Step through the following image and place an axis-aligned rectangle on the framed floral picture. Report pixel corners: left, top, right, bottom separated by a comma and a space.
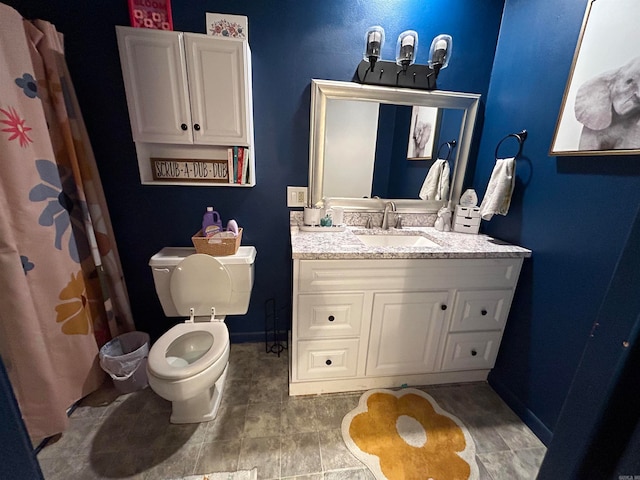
206, 13, 248, 40
128, 0, 173, 31
550, 0, 640, 156
407, 106, 439, 160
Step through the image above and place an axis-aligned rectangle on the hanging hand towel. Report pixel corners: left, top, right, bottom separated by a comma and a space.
479, 157, 516, 220
419, 159, 450, 201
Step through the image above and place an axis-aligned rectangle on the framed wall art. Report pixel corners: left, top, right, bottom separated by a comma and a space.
206, 12, 248, 40
128, 0, 173, 31
550, 0, 640, 156
407, 106, 439, 160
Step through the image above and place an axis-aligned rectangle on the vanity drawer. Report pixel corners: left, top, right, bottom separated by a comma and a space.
297, 258, 523, 292
296, 339, 359, 380
441, 331, 501, 371
449, 289, 514, 332
297, 293, 364, 338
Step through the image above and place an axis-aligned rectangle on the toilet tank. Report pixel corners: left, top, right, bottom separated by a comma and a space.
149, 246, 256, 317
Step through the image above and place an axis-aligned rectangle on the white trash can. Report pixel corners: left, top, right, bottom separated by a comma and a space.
99, 331, 150, 394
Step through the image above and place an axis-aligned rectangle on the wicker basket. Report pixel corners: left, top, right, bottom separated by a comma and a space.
191, 228, 242, 256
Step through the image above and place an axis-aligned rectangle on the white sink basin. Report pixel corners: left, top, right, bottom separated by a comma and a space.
356, 234, 440, 248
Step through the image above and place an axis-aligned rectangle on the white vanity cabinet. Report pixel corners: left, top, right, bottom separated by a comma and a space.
116, 26, 255, 186
289, 257, 524, 395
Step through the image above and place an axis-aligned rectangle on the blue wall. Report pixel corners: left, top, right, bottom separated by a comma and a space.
478, 0, 640, 442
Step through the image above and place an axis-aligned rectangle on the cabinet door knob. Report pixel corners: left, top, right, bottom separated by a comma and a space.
325, 359, 332, 366
194, 123, 201, 131
471, 349, 478, 356
441, 304, 447, 311
481, 309, 488, 316
180, 123, 188, 131
328, 315, 335, 322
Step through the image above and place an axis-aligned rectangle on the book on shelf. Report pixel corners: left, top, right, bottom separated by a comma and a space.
227, 148, 234, 183
241, 148, 249, 184
237, 146, 244, 183
226, 146, 250, 184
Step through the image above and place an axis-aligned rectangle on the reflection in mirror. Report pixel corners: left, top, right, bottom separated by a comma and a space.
309, 79, 481, 213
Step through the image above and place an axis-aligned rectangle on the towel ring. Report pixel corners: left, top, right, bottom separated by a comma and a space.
437, 140, 457, 161
495, 130, 527, 160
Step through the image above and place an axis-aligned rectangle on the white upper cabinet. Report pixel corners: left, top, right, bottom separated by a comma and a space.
116, 26, 256, 186
117, 28, 191, 143
184, 34, 249, 145
116, 26, 251, 146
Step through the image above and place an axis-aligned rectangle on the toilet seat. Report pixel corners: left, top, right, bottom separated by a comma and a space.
147, 321, 229, 380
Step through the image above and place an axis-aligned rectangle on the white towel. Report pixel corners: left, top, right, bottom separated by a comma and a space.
479, 157, 516, 220
419, 159, 450, 201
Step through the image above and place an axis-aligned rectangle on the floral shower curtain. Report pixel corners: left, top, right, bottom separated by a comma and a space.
0, 4, 135, 442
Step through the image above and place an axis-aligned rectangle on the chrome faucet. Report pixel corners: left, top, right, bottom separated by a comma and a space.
365, 215, 373, 229
381, 201, 396, 230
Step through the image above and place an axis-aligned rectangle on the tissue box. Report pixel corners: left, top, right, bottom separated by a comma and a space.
453, 206, 480, 234
191, 228, 242, 256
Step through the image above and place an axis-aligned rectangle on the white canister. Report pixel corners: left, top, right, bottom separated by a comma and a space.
331, 207, 344, 226
303, 207, 322, 226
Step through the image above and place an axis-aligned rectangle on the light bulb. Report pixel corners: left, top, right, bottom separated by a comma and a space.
363, 26, 385, 70
428, 34, 453, 76
395, 30, 418, 71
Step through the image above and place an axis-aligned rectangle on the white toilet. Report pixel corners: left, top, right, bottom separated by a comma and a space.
147, 246, 256, 423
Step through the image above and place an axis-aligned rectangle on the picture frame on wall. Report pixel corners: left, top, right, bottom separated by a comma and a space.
206, 12, 248, 40
550, 0, 640, 156
128, 0, 173, 30
407, 106, 439, 160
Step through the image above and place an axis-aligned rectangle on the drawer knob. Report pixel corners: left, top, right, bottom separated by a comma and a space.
328, 315, 335, 322
481, 309, 488, 316
180, 123, 188, 131
325, 359, 332, 366
471, 349, 478, 356
441, 304, 447, 311
194, 123, 201, 131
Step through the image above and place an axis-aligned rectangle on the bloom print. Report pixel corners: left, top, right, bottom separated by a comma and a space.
55, 271, 98, 335
0, 106, 33, 147
20, 255, 35, 275
29, 159, 90, 263
15, 73, 39, 98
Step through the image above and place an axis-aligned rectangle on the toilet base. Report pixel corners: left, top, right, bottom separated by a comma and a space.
169, 362, 229, 424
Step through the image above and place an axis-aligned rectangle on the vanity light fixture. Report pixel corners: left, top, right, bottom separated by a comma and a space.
363, 26, 385, 72
355, 29, 453, 91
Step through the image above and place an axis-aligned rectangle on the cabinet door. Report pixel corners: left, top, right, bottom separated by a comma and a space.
366, 292, 448, 376
116, 27, 192, 144
184, 34, 249, 146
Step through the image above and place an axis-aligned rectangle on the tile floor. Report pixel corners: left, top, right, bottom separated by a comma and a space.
37, 342, 546, 479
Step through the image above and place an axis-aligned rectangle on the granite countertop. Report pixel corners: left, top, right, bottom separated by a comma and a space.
290, 225, 532, 260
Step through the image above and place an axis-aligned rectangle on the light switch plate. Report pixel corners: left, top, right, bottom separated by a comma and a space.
287, 186, 308, 207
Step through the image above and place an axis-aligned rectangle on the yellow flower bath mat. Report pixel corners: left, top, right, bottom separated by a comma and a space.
341, 388, 479, 480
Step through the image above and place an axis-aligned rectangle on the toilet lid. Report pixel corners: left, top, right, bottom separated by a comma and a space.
147, 322, 229, 380
170, 253, 232, 316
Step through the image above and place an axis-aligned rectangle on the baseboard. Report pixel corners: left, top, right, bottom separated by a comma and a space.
230, 330, 288, 345
488, 374, 553, 446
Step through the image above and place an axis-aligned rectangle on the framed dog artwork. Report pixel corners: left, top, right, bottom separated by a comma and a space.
550, 0, 640, 156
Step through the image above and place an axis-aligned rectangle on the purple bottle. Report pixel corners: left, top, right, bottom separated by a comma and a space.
202, 206, 223, 237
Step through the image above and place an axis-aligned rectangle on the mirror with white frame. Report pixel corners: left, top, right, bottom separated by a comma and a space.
308, 79, 481, 212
